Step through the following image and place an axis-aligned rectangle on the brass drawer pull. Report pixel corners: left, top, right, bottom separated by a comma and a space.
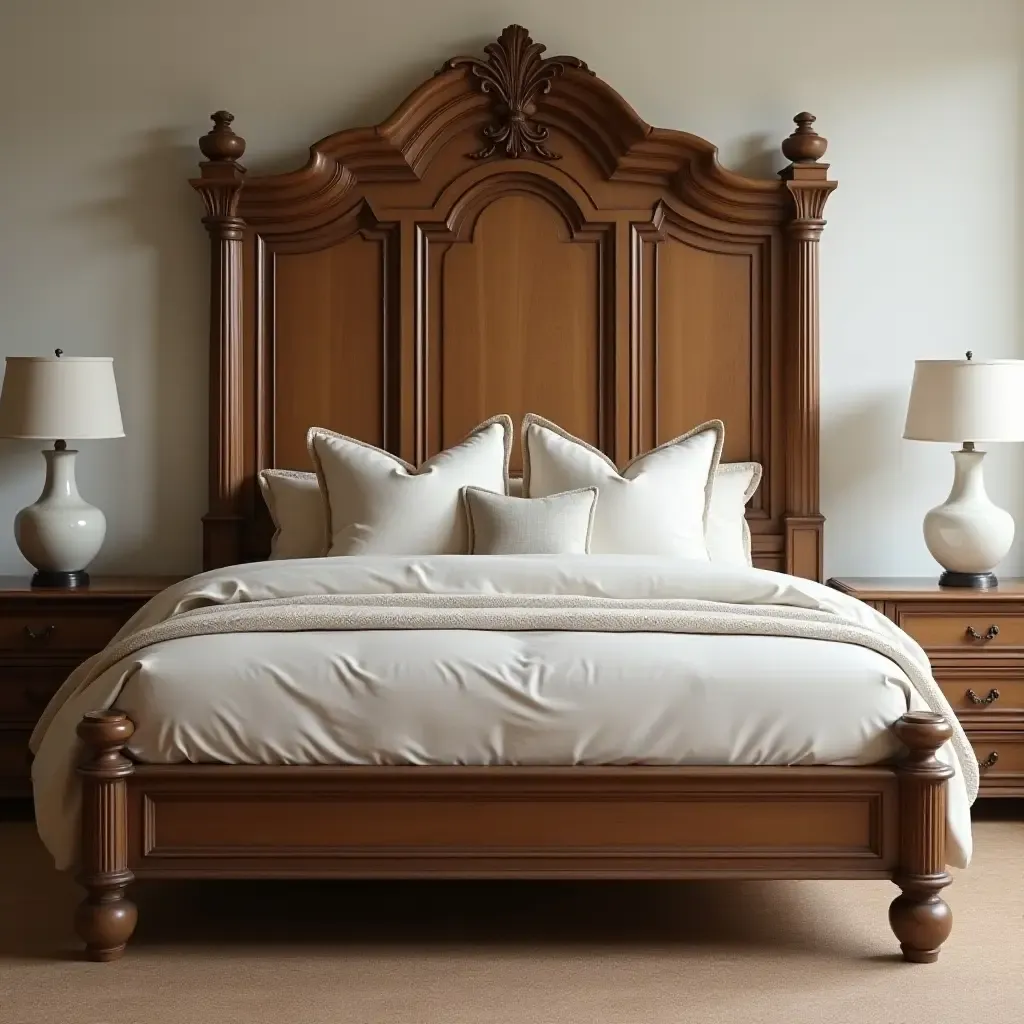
966, 688, 1001, 705
978, 751, 1000, 771
23, 624, 56, 642
965, 624, 999, 642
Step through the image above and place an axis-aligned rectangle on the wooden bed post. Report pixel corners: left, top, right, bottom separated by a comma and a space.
191, 112, 247, 571
75, 711, 137, 961
890, 711, 954, 963
780, 114, 837, 582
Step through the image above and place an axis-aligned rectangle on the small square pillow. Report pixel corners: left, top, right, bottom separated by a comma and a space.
308, 415, 512, 556
707, 462, 762, 566
522, 414, 723, 557
257, 469, 326, 560
463, 486, 599, 555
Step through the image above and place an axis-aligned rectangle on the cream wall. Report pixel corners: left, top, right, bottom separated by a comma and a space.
0, 0, 1020, 577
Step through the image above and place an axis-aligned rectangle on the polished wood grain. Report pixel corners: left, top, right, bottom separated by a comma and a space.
653, 238, 754, 460
967, 733, 1024, 795
128, 763, 895, 878
432, 193, 605, 472
889, 713, 953, 963
897, 608, 1024, 653
0, 612, 127, 654
937, 674, 1024, 716
829, 577, 1024, 600
75, 711, 137, 961
0, 576, 181, 598
73, 709, 947, 961
193, 24, 836, 581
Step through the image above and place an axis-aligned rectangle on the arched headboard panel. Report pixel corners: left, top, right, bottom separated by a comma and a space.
192, 24, 836, 578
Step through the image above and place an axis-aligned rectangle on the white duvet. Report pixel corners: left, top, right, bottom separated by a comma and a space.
30, 556, 974, 870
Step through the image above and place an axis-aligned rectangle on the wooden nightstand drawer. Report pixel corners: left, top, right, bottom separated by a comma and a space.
828, 579, 1024, 797
895, 608, 1024, 654
0, 611, 125, 655
969, 733, 1024, 794
937, 677, 1024, 714
0, 663, 71, 725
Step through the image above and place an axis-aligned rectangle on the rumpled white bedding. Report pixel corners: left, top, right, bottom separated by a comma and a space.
30, 556, 974, 870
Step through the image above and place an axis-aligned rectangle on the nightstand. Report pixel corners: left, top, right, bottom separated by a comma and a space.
0, 576, 182, 799
828, 577, 1024, 796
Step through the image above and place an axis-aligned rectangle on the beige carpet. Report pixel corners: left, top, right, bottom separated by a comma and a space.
1, 814, 1021, 1024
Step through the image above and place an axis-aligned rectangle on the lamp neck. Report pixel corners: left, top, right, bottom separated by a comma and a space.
946, 447, 988, 504
39, 447, 81, 503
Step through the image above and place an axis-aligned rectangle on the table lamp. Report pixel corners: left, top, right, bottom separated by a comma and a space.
0, 350, 124, 587
903, 352, 1024, 589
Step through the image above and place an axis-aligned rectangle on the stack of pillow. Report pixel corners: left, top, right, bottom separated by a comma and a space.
258, 415, 761, 564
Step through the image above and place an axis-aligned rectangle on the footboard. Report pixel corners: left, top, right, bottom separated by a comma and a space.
125, 763, 900, 880
74, 710, 953, 962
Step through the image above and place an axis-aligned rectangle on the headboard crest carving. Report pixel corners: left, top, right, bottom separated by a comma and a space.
441, 24, 592, 160
192, 26, 837, 581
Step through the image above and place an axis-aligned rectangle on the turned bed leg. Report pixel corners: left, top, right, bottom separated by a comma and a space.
75, 710, 137, 961
890, 711, 954, 963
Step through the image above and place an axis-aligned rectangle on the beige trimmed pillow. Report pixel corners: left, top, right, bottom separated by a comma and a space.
522, 415, 724, 558
707, 462, 763, 566
308, 416, 513, 555
257, 469, 326, 560
463, 486, 598, 555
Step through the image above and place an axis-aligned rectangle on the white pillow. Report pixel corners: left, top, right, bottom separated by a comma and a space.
256, 469, 326, 560
308, 416, 512, 555
522, 415, 723, 557
463, 486, 598, 555
707, 462, 762, 566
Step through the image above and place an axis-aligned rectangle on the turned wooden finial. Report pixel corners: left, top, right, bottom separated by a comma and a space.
892, 711, 953, 766
77, 710, 135, 765
782, 112, 828, 164
199, 110, 246, 163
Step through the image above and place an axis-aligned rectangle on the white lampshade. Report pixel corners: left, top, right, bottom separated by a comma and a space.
903, 357, 1024, 443
0, 355, 124, 440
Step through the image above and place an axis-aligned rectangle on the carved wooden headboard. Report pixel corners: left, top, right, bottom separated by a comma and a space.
192, 24, 836, 578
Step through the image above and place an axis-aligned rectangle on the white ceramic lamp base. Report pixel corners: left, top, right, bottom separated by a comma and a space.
14, 445, 106, 588
923, 446, 1013, 590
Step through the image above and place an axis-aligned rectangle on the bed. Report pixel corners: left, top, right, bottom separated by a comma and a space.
31, 24, 969, 963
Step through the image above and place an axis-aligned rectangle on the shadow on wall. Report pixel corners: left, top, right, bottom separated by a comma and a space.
0, 442, 40, 574
63, 130, 209, 574
730, 133, 785, 180
820, 393, 903, 572
243, 47, 478, 176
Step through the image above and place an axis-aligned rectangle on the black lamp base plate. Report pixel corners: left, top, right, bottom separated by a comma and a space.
938, 570, 998, 590
31, 570, 90, 589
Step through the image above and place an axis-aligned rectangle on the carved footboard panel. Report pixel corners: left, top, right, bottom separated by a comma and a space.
74, 710, 953, 964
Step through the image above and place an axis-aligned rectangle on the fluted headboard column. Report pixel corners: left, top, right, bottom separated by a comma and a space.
191, 112, 247, 570
779, 113, 838, 581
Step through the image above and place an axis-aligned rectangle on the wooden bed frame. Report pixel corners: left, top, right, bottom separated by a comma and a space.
74, 25, 955, 963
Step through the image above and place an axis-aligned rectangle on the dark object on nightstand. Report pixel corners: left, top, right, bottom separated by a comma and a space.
828, 577, 1024, 796
32, 569, 91, 589
0, 575, 181, 804
938, 569, 998, 590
